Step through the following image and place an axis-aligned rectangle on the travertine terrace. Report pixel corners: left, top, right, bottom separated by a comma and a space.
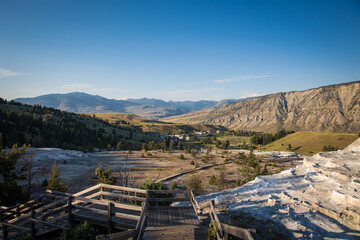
196, 138, 360, 239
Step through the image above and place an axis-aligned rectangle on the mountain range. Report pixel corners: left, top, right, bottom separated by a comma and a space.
162, 81, 360, 133
13, 81, 360, 133
14, 93, 243, 120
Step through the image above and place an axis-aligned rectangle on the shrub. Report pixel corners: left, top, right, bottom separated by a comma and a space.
186, 175, 203, 195
190, 160, 195, 165
170, 182, 178, 189
139, 178, 171, 206
208, 175, 217, 186
178, 154, 184, 160
60, 221, 97, 240
146, 152, 152, 156
322, 145, 338, 152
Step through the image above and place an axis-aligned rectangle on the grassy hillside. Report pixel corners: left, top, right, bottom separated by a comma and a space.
92, 112, 227, 134
0, 100, 156, 150
259, 131, 359, 155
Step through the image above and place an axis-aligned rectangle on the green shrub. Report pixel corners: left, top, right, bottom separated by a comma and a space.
186, 175, 203, 195
190, 160, 195, 165
60, 221, 97, 240
170, 182, 178, 189
139, 178, 171, 206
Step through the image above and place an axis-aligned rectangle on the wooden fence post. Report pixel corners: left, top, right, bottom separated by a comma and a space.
1, 212, 8, 240
30, 204, 35, 238
68, 195, 73, 227
107, 202, 113, 234
100, 185, 103, 200
2, 223, 8, 240
16, 204, 20, 217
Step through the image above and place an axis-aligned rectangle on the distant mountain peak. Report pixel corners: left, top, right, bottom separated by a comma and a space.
14, 92, 241, 120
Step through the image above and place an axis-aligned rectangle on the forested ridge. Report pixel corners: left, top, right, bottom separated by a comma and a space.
0, 98, 155, 151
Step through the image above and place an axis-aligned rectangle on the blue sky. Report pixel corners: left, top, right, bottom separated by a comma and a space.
1, 0, 360, 101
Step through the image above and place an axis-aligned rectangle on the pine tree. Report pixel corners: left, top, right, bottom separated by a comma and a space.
262, 163, 269, 175
162, 139, 167, 152
0, 144, 27, 205
178, 140, 182, 150
142, 143, 147, 152
96, 161, 116, 185
47, 160, 68, 192
116, 141, 122, 151
169, 140, 174, 153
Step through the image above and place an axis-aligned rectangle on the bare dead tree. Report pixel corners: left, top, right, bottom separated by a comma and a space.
118, 154, 134, 187
21, 149, 37, 198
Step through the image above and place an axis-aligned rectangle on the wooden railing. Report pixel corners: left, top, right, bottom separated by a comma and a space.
0, 197, 44, 221
96, 189, 194, 240
147, 189, 190, 204
1, 185, 255, 240
0, 196, 50, 239
96, 198, 149, 240
197, 199, 254, 240
1, 184, 147, 240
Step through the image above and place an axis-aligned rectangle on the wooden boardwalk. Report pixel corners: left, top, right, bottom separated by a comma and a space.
2, 185, 254, 240
0, 184, 146, 240
146, 206, 198, 226
143, 206, 208, 240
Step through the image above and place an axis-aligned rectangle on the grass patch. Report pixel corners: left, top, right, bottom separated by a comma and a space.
259, 131, 358, 156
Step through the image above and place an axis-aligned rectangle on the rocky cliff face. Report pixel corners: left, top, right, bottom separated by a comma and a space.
163, 81, 360, 133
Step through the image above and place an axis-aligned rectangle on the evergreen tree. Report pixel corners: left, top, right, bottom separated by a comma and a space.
47, 160, 68, 192
162, 139, 167, 152
178, 140, 182, 150
141, 143, 147, 152
169, 140, 174, 153
116, 141, 122, 151
96, 161, 116, 185
224, 139, 230, 149
262, 163, 269, 175
107, 144, 112, 151
186, 175, 203, 195
0, 144, 27, 205
248, 148, 257, 168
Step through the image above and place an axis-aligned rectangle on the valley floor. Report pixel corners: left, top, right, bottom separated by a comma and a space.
22, 147, 301, 195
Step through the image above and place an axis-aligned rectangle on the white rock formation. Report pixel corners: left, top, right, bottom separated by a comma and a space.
197, 138, 360, 239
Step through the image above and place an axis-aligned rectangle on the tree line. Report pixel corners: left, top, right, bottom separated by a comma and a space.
0, 98, 154, 151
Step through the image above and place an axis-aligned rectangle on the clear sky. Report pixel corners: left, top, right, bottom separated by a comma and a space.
1, 0, 360, 101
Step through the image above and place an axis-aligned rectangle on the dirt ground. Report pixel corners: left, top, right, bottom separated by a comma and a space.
78, 149, 302, 194
25, 148, 302, 195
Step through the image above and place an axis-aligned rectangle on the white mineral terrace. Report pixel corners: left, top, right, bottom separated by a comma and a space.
197, 138, 360, 239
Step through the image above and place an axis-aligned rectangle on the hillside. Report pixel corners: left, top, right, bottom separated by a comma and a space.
0, 99, 155, 150
259, 131, 359, 155
15, 93, 222, 120
162, 81, 360, 133
92, 112, 227, 134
